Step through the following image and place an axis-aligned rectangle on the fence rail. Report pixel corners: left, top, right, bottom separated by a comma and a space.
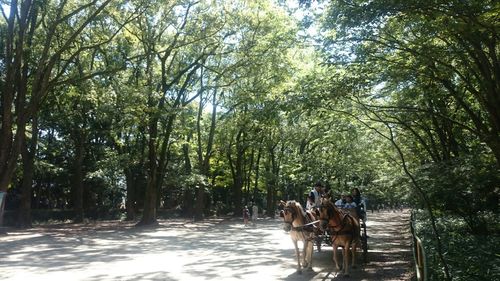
0, 191, 6, 227
410, 212, 428, 281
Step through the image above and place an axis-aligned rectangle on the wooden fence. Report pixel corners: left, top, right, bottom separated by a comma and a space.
0, 191, 6, 227
410, 212, 428, 281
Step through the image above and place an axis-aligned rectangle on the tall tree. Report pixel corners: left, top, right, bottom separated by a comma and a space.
124, 0, 226, 225
0, 0, 115, 193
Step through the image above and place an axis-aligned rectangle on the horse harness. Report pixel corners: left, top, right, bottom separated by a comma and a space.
321, 204, 358, 244
283, 206, 319, 233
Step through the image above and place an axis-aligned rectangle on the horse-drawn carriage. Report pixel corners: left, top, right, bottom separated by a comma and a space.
280, 198, 368, 276
318, 200, 368, 261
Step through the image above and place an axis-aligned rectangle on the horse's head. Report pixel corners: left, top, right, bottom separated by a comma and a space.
280, 201, 303, 231
281, 201, 298, 222
318, 198, 336, 231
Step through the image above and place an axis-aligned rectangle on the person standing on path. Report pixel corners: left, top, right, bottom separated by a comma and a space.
251, 203, 258, 223
243, 206, 250, 226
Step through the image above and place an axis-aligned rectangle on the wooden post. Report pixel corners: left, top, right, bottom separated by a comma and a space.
0, 191, 6, 227
410, 212, 428, 281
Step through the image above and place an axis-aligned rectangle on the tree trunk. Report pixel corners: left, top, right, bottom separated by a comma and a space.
72, 129, 85, 223
140, 177, 158, 226
227, 129, 245, 216
265, 160, 275, 218
233, 166, 244, 217
244, 149, 254, 206
194, 186, 206, 221
228, 149, 245, 216
17, 114, 39, 228
138, 115, 159, 226
138, 49, 159, 226
183, 133, 192, 174
124, 168, 136, 221
485, 138, 500, 169
265, 141, 281, 218
253, 147, 262, 202
194, 89, 218, 221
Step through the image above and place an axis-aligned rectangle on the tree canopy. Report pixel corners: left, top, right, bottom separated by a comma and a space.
1, 1, 499, 278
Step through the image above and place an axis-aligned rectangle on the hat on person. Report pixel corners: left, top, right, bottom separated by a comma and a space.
314, 181, 323, 187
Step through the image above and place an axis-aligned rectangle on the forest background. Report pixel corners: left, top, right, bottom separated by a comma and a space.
1, 1, 498, 280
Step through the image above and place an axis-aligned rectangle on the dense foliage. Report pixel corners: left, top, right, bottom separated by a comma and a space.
413, 210, 500, 281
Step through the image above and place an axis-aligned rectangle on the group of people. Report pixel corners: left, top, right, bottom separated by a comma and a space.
243, 203, 258, 226
243, 182, 366, 225
306, 182, 365, 220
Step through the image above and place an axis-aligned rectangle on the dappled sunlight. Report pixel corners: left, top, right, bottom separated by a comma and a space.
0, 218, 299, 280
0, 233, 43, 243
0, 212, 413, 280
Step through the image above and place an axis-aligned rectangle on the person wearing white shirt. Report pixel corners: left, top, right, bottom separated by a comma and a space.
251, 204, 258, 222
308, 182, 324, 210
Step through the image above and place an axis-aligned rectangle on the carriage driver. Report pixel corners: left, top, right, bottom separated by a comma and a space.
307, 181, 324, 210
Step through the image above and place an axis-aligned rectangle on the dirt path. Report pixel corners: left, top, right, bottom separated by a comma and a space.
0, 210, 413, 281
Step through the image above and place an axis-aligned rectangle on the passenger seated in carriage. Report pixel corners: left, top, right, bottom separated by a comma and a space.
307, 181, 324, 210
334, 194, 361, 221
351, 188, 367, 222
335, 194, 357, 208
334, 194, 344, 207
343, 195, 357, 209
306, 194, 315, 210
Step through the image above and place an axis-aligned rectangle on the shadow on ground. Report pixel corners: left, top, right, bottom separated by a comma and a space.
0, 212, 414, 281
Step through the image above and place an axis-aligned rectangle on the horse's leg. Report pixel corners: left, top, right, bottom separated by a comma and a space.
293, 239, 302, 273
351, 238, 357, 269
332, 243, 341, 271
305, 238, 313, 270
352, 218, 360, 269
315, 230, 322, 252
343, 241, 351, 276
302, 239, 308, 268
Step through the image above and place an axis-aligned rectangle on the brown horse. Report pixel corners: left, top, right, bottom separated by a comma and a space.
279, 200, 317, 273
318, 198, 360, 276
